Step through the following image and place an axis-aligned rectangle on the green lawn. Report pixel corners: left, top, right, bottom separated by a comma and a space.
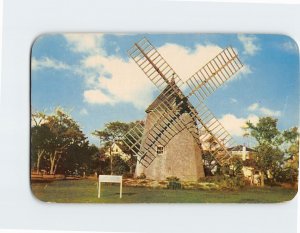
31, 179, 297, 203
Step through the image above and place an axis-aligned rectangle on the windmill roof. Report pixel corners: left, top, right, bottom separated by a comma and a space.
146, 82, 184, 113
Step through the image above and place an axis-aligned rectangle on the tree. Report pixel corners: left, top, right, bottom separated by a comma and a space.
246, 117, 281, 146
31, 124, 52, 174
230, 155, 244, 177
31, 108, 87, 175
202, 151, 218, 176
92, 121, 132, 175
31, 111, 48, 174
245, 117, 298, 185
59, 142, 99, 176
281, 127, 299, 184
45, 108, 86, 174
90, 147, 109, 175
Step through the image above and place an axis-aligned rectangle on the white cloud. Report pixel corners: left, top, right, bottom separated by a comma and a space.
82, 55, 155, 109
79, 108, 88, 116
228, 64, 252, 82
247, 102, 281, 117
158, 43, 224, 81
84, 89, 117, 105
240, 64, 252, 75
52, 40, 249, 110
280, 40, 299, 54
80, 43, 245, 109
230, 98, 238, 104
259, 107, 281, 117
219, 114, 259, 137
158, 43, 250, 83
238, 34, 260, 55
32, 57, 70, 71
248, 103, 259, 111
63, 33, 104, 54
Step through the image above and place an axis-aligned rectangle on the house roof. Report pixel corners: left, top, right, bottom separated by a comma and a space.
228, 145, 256, 152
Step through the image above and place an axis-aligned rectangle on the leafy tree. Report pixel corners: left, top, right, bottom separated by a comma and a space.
245, 117, 298, 185
31, 111, 46, 126
31, 108, 87, 175
92, 121, 143, 176
282, 127, 298, 144
230, 155, 244, 177
246, 117, 281, 146
90, 147, 110, 175
112, 156, 130, 175
31, 124, 52, 174
92, 121, 132, 175
45, 109, 86, 174
59, 143, 99, 176
31, 111, 49, 174
281, 127, 299, 184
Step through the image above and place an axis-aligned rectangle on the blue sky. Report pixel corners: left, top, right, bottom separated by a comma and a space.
31, 33, 299, 146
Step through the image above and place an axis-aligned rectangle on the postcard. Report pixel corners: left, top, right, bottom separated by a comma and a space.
30, 33, 299, 203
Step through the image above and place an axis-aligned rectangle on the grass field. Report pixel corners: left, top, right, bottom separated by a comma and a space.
31, 179, 297, 203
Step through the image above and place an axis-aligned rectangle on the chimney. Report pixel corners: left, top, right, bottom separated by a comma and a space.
242, 145, 246, 161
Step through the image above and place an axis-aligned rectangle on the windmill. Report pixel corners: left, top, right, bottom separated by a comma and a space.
122, 37, 243, 180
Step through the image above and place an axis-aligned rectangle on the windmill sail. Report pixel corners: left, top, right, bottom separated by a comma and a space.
123, 85, 197, 167
186, 47, 243, 101
124, 37, 243, 167
128, 37, 185, 90
122, 121, 144, 157
187, 101, 235, 165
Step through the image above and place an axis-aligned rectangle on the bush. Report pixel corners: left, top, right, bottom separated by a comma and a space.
218, 176, 246, 190
274, 167, 298, 184
166, 176, 181, 190
112, 156, 130, 175
199, 175, 246, 190
137, 173, 146, 179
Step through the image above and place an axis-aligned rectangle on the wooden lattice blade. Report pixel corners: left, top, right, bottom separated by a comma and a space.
127, 38, 243, 167
122, 86, 200, 167
121, 124, 156, 168
121, 121, 144, 156
189, 100, 236, 166
128, 37, 185, 91
186, 47, 243, 101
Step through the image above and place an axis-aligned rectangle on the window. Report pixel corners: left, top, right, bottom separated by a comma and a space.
156, 145, 164, 156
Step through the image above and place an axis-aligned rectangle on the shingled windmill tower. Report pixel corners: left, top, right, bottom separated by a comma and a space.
136, 82, 205, 181
123, 38, 243, 181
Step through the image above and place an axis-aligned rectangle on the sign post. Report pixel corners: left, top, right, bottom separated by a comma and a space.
98, 175, 123, 198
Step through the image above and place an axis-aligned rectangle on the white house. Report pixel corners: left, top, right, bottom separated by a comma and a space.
228, 145, 263, 185
104, 142, 131, 161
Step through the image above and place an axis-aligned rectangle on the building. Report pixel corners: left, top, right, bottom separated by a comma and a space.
104, 141, 131, 161
228, 145, 263, 185
228, 145, 256, 161
135, 83, 205, 181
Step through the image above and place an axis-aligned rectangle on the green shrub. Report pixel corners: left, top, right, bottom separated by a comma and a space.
166, 176, 181, 190
199, 175, 246, 190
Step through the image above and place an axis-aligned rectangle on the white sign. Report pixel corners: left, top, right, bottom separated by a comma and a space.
98, 175, 123, 198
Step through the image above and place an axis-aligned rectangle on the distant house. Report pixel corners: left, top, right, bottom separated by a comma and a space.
104, 141, 131, 161
228, 145, 263, 186
228, 145, 256, 161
